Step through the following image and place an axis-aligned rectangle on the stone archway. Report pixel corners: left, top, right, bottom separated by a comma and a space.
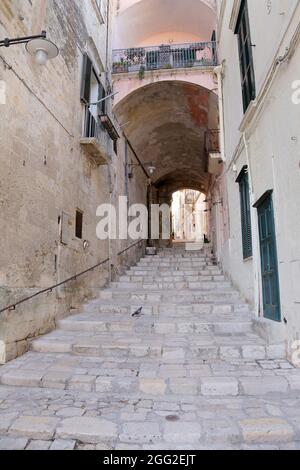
114, 80, 219, 245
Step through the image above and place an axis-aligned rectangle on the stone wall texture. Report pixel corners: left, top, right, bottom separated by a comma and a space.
0, 0, 147, 363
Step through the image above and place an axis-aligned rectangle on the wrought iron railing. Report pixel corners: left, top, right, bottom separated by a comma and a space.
205, 129, 221, 153
112, 41, 218, 74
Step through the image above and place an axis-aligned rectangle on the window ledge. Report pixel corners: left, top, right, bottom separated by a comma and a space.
243, 256, 253, 262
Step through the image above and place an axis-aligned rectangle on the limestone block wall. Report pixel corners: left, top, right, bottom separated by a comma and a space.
0, 0, 148, 363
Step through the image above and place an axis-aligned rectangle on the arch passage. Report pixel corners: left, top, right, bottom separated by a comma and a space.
114, 81, 219, 194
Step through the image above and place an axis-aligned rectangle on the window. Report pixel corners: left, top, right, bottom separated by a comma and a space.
235, 0, 256, 112
236, 166, 252, 259
80, 53, 106, 138
75, 210, 83, 239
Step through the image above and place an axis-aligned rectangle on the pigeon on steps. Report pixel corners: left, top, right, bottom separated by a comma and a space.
132, 307, 143, 317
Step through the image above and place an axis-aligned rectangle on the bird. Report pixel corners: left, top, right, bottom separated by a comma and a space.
132, 307, 143, 317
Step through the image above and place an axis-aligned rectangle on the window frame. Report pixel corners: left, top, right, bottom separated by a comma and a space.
235, 0, 256, 113
80, 53, 106, 138
75, 209, 83, 240
236, 166, 253, 260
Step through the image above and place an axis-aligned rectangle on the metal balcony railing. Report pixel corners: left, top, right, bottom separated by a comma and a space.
112, 41, 218, 74
205, 129, 221, 153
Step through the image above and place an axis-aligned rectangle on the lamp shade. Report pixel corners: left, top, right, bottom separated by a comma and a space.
146, 162, 156, 175
26, 38, 59, 65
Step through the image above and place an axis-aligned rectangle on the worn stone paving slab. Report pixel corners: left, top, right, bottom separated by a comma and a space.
0, 385, 300, 449
0, 248, 299, 449
1, 352, 299, 398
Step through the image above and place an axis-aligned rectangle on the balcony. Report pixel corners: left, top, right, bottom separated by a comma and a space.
80, 109, 112, 166
205, 129, 222, 175
205, 129, 221, 154
112, 41, 218, 74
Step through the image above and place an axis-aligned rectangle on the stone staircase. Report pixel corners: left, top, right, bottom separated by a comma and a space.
0, 247, 300, 450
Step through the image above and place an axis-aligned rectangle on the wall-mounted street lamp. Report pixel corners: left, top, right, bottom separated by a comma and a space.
128, 161, 156, 178
0, 31, 59, 65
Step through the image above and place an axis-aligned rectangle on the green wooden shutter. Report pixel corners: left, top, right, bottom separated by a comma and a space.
237, 166, 253, 259
80, 53, 92, 104
235, 0, 256, 112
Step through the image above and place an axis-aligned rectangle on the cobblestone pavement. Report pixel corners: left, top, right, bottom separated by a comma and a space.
0, 248, 300, 450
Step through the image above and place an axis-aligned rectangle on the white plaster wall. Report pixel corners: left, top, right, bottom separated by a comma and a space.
249, 43, 300, 346
221, 151, 255, 305
218, 0, 300, 351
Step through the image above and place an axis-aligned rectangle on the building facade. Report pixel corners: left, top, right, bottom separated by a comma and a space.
216, 0, 300, 360
0, 0, 300, 365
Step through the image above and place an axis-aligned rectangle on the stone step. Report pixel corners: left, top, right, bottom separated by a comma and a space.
128, 272, 223, 278
129, 267, 222, 274
137, 261, 215, 267
141, 257, 212, 261
29, 329, 286, 362
124, 270, 224, 277
112, 281, 233, 290
0, 247, 293, 450
119, 275, 225, 282
0, 352, 295, 398
98, 289, 241, 302
138, 258, 214, 262
79, 300, 250, 315
142, 253, 212, 258
138, 253, 214, 258
57, 312, 254, 335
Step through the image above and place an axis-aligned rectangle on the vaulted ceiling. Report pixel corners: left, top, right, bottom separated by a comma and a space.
114, 81, 219, 194
113, 0, 217, 49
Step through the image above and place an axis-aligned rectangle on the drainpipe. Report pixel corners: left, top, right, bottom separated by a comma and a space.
211, 62, 225, 262
214, 61, 225, 162
105, 0, 114, 282
105, 0, 111, 84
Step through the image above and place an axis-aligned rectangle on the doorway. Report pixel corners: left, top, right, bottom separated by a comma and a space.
256, 191, 281, 322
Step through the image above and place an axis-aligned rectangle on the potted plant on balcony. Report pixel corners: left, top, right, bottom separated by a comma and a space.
138, 65, 146, 80
113, 61, 126, 73
126, 48, 145, 72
